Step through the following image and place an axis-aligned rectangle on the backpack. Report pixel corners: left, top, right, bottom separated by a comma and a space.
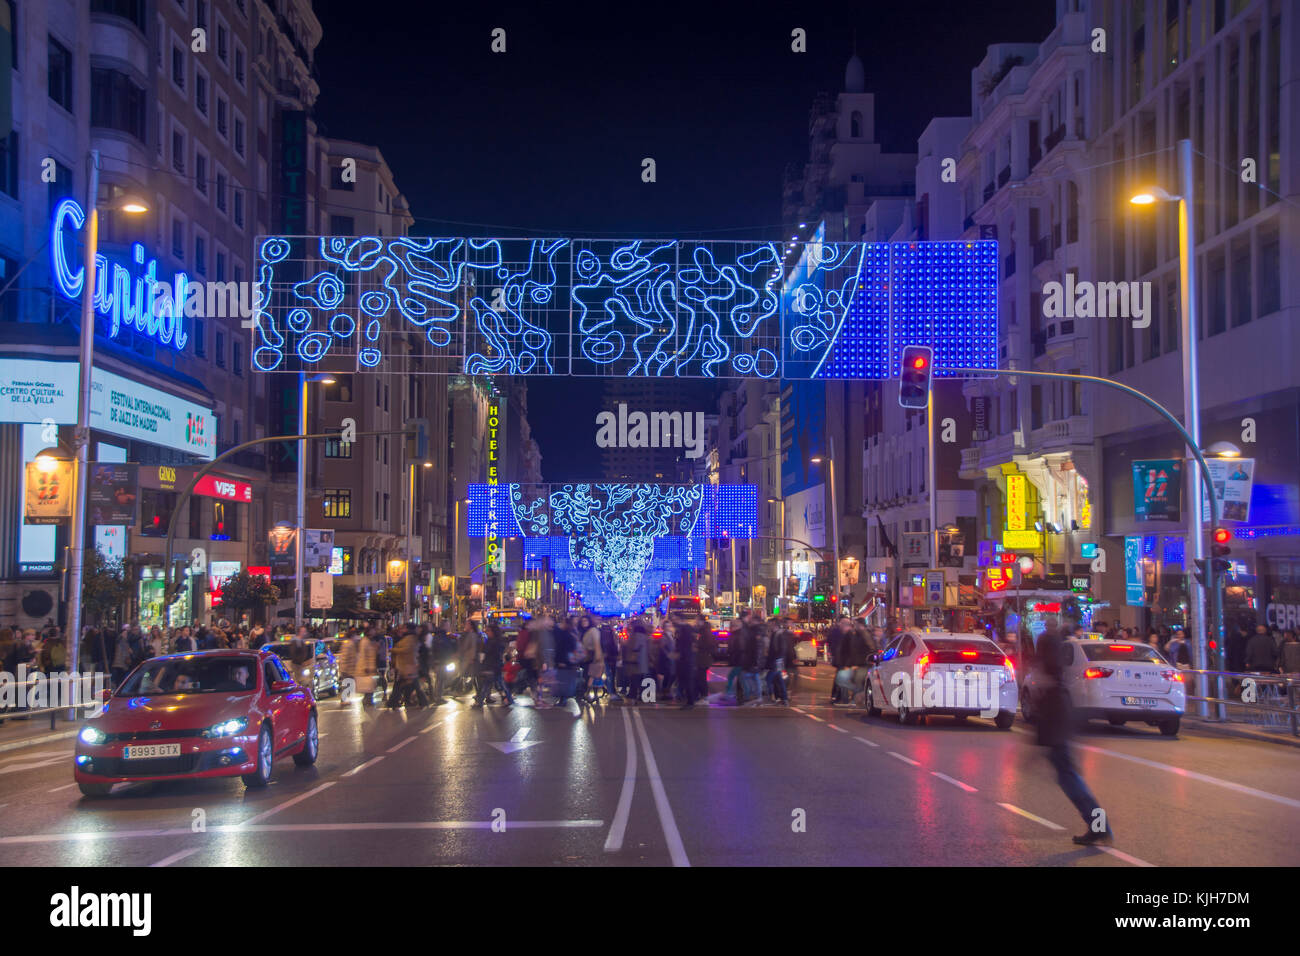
49, 642, 66, 670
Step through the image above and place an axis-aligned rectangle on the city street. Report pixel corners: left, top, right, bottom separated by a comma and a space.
3, 668, 1296, 868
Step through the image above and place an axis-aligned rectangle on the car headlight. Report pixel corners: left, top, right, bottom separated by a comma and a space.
79, 725, 107, 745
203, 717, 248, 739
445, 663, 456, 673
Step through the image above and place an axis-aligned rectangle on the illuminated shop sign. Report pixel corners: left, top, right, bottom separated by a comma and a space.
51, 199, 190, 353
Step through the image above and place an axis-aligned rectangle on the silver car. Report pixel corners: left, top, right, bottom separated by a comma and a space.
261, 640, 340, 698
865, 630, 1018, 729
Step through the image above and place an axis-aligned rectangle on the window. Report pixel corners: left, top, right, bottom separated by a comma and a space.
233, 188, 244, 227
195, 0, 207, 29
215, 171, 227, 212
211, 500, 238, 541
323, 374, 353, 402
194, 318, 206, 357
1258, 231, 1280, 317
234, 46, 245, 86
195, 70, 208, 115
216, 97, 228, 137
383, 494, 389, 522
331, 165, 355, 191
233, 340, 242, 376
0, 131, 18, 198
195, 151, 207, 194
215, 250, 225, 281
384, 384, 389, 412
90, 69, 146, 141
214, 330, 225, 368
140, 489, 177, 537
217, 22, 228, 62
1230, 243, 1251, 328
172, 45, 186, 90
324, 489, 352, 519
1207, 253, 1226, 336
194, 234, 206, 274
172, 129, 185, 173
375, 380, 381, 407
48, 37, 73, 110
172, 218, 185, 259
233, 117, 245, 156
329, 215, 354, 235
324, 438, 352, 458
188, 495, 202, 539
382, 438, 388, 465
6, 0, 17, 71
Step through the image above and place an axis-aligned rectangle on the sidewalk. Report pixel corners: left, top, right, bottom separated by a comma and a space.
1182, 713, 1300, 749
0, 709, 85, 754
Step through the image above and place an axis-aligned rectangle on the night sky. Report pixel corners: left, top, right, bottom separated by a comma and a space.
311, 0, 1056, 479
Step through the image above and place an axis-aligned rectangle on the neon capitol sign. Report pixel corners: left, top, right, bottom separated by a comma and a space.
50, 198, 189, 352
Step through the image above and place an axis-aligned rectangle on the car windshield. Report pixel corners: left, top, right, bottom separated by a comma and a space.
117, 656, 259, 695
1081, 643, 1167, 664
266, 644, 313, 659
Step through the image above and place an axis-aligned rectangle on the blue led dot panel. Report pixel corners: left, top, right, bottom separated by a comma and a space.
253, 236, 997, 379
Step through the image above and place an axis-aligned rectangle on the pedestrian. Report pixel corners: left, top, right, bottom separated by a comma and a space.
1164, 629, 1192, 668
624, 620, 650, 704
431, 626, 457, 704
600, 620, 620, 700
111, 627, 134, 687
336, 627, 360, 705
766, 619, 790, 705
676, 615, 698, 709
472, 623, 513, 708
693, 614, 713, 702
1279, 631, 1300, 675
389, 627, 428, 708
552, 619, 582, 715
1245, 624, 1277, 672
1034, 625, 1114, 846
580, 615, 604, 699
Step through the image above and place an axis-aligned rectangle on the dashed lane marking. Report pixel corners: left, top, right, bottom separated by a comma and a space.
931, 771, 978, 792
387, 736, 417, 753
996, 802, 1065, 830
342, 756, 385, 777
239, 781, 336, 827
1099, 846, 1155, 867
853, 736, 880, 748
887, 751, 920, 766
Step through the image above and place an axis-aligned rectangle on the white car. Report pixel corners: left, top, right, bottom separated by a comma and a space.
864, 631, 1018, 729
1020, 637, 1184, 736
792, 629, 818, 667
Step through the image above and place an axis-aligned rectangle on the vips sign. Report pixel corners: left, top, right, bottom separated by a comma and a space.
88, 463, 137, 525
24, 460, 74, 524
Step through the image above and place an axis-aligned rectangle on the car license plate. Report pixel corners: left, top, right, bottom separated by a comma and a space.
1122, 696, 1159, 707
122, 743, 181, 759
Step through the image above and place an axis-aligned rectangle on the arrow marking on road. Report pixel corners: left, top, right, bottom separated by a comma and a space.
489, 727, 540, 754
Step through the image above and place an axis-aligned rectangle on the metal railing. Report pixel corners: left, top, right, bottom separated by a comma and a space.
1181, 668, 1299, 736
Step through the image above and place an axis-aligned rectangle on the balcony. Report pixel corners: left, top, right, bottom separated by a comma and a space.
1043, 124, 1066, 152
997, 165, 1011, 188
1029, 415, 1093, 452
960, 446, 982, 474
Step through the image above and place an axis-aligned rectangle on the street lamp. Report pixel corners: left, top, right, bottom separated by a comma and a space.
1206, 441, 1241, 458
811, 439, 841, 610
1130, 138, 1213, 713
768, 496, 786, 610
65, 152, 148, 682
296, 373, 335, 625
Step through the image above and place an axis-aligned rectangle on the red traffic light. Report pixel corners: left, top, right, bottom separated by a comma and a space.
1212, 528, 1231, 544
911, 355, 927, 369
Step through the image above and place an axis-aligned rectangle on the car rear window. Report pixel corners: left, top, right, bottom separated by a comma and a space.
923, 637, 1005, 664
924, 638, 1000, 653
1081, 643, 1166, 664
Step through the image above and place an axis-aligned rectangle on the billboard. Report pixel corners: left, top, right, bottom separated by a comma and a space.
24, 460, 74, 524
88, 463, 137, 525
1133, 459, 1183, 522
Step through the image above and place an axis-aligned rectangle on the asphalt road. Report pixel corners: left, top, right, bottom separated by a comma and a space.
2, 666, 1297, 867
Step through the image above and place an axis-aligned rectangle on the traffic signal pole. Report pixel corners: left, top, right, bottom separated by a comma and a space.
940, 365, 1223, 719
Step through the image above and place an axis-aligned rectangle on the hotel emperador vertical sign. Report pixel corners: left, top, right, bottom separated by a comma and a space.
486, 398, 504, 576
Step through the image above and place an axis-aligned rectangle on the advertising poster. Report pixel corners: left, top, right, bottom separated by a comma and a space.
24, 460, 74, 524
1124, 535, 1145, 606
1202, 458, 1255, 522
304, 529, 334, 570
268, 526, 297, 577
310, 571, 334, 609
1133, 459, 1183, 521
88, 462, 138, 525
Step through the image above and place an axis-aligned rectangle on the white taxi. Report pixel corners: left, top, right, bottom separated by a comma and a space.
864, 631, 1018, 729
1020, 637, 1185, 736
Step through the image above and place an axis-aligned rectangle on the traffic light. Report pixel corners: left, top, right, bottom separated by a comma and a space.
1194, 529, 1233, 585
898, 345, 934, 409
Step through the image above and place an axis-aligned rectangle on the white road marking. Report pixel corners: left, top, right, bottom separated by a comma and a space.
996, 802, 1065, 830
0, 820, 606, 844
827, 724, 850, 734
488, 726, 541, 754
1075, 742, 1300, 810
632, 709, 689, 867
47, 782, 78, 793
1099, 846, 1155, 867
887, 751, 920, 766
853, 736, 880, 748
604, 708, 638, 853
419, 720, 444, 734
0, 755, 68, 776
805, 713, 825, 723
386, 736, 417, 753
931, 771, 978, 792
342, 756, 385, 777
239, 781, 336, 827
150, 848, 201, 868
0, 748, 68, 766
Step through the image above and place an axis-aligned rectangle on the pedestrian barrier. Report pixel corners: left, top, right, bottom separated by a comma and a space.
1181, 669, 1299, 737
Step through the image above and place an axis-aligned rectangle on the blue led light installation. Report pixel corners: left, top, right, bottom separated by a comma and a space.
466, 483, 756, 615
253, 236, 996, 380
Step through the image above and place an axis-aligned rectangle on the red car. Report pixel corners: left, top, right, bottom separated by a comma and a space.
74, 649, 318, 798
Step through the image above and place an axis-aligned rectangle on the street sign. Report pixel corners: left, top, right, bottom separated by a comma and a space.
309, 572, 333, 609
924, 570, 944, 607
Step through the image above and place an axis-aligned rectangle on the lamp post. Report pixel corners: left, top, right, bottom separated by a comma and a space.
811, 435, 841, 610
1131, 138, 1210, 715
768, 496, 785, 611
296, 373, 335, 625
65, 151, 148, 682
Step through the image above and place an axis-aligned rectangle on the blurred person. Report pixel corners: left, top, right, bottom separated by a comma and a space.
389, 627, 428, 709
766, 618, 791, 705
1164, 629, 1192, 668
1245, 624, 1277, 672
337, 627, 361, 706
580, 615, 604, 698
472, 623, 513, 708
552, 618, 582, 715
1279, 631, 1300, 674
600, 620, 620, 700
676, 615, 698, 709
1035, 625, 1114, 846
693, 615, 714, 701
431, 625, 458, 704
624, 620, 650, 704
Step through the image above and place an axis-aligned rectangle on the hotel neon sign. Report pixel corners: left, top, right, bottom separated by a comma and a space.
50, 198, 190, 352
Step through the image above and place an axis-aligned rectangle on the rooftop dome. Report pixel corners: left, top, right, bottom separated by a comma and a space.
845, 53, 865, 93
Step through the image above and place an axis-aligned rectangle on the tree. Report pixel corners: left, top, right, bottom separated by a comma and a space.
82, 548, 129, 626
219, 570, 280, 623
370, 585, 404, 616
329, 585, 362, 618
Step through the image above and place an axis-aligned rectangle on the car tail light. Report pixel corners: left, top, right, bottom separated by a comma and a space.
960, 649, 978, 659
1002, 656, 1015, 678
916, 653, 931, 678
1110, 644, 1133, 651
1160, 669, 1183, 682
1083, 666, 1114, 679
